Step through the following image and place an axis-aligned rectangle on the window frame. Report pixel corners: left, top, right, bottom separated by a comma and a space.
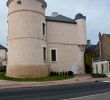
43, 46, 47, 61
50, 48, 57, 62
42, 22, 46, 37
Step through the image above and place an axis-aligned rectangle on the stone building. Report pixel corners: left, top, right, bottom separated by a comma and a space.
6, 0, 87, 78
0, 44, 7, 67
95, 33, 110, 60
92, 33, 110, 77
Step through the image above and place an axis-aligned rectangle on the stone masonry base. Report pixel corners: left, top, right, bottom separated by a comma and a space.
6, 64, 49, 78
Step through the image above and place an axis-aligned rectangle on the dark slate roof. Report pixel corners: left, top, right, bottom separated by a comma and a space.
75, 13, 86, 20
46, 14, 77, 24
0, 45, 7, 51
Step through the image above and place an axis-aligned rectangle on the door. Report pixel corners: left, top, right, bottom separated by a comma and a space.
72, 64, 77, 74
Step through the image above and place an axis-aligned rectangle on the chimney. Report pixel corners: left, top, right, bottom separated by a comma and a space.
87, 40, 91, 47
52, 12, 59, 16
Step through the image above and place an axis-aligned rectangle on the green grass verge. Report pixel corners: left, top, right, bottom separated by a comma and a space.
0, 72, 74, 82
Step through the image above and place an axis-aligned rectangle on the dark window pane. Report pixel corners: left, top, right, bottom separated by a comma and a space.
51, 50, 56, 61
43, 47, 46, 61
42, 23, 45, 35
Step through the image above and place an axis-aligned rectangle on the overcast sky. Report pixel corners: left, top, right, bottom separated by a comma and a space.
0, 0, 110, 46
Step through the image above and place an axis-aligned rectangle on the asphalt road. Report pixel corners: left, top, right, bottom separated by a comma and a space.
0, 82, 110, 100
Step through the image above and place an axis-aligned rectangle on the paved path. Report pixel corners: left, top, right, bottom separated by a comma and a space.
0, 75, 110, 89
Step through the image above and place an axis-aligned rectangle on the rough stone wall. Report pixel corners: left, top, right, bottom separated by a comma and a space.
101, 35, 110, 59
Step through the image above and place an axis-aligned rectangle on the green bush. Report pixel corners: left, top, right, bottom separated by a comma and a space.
50, 71, 74, 76
50, 71, 54, 76
56, 72, 59, 76
65, 71, 68, 76
50, 72, 59, 76
62, 71, 65, 75
68, 71, 74, 76
0, 67, 6, 72
92, 73, 107, 78
60, 72, 62, 76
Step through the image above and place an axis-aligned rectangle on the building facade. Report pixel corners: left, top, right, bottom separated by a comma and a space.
7, 0, 87, 78
92, 60, 110, 77
0, 45, 7, 67
95, 33, 110, 60
92, 33, 110, 77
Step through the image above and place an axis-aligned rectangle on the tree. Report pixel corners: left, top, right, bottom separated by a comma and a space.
84, 48, 95, 74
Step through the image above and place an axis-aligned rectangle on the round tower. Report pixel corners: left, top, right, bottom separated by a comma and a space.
75, 13, 87, 45
6, 0, 49, 78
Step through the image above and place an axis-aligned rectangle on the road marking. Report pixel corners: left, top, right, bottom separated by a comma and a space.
102, 81, 110, 83
63, 92, 110, 100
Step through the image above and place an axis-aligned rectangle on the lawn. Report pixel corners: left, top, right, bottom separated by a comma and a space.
0, 72, 74, 82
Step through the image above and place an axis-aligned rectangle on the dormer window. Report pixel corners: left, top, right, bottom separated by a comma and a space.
17, 0, 22, 4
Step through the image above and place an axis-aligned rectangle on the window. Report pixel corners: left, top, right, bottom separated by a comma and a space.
17, 0, 22, 4
42, 5, 44, 9
43, 47, 47, 61
42, 23, 46, 36
51, 49, 57, 62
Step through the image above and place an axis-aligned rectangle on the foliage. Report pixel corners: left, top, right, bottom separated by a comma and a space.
84, 47, 95, 74
50, 71, 74, 76
0, 67, 6, 72
92, 73, 107, 78
68, 71, 74, 76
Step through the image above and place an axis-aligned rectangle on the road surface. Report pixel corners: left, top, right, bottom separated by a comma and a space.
0, 82, 110, 100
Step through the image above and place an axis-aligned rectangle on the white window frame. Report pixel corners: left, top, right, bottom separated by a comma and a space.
50, 48, 58, 62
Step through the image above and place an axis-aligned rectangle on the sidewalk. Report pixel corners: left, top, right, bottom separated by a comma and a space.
0, 75, 110, 89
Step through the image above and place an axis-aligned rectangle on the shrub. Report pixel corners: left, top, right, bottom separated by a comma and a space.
62, 71, 65, 76
65, 71, 68, 76
92, 73, 107, 78
50, 71, 54, 76
53, 72, 57, 76
50, 71, 75, 76
0, 67, 6, 72
56, 72, 59, 76
68, 71, 74, 76
60, 72, 62, 76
